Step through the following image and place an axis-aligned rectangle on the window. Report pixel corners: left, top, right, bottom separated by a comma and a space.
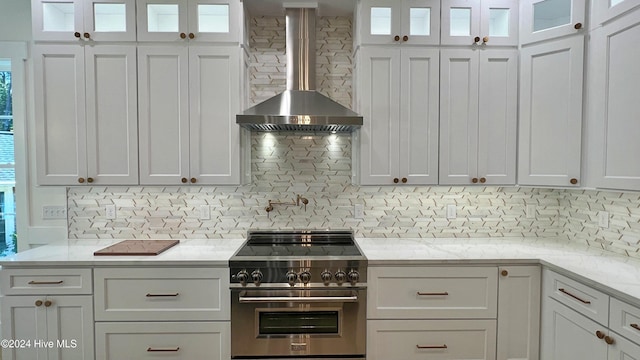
0, 58, 16, 256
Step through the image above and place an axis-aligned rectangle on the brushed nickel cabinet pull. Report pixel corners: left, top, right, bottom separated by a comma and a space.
630, 323, 640, 331
417, 344, 448, 349
147, 347, 180, 352
417, 291, 449, 296
146, 293, 179, 297
29, 280, 64, 285
558, 288, 591, 304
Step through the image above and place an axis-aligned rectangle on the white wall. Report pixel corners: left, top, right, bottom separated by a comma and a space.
0, 0, 68, 250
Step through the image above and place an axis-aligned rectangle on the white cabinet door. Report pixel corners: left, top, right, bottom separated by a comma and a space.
520, 0, 586, 44
480, 0, 519, 46
34, 45, 87, 186
590, 10, 640, 191
31, 0, 85, 41
85, 45, 138, 185
443, 0, 518, 46
137, 0, 189, 42
441, 0, 482, 45
595, 0, 640, 25
497, 266, 541, 360
519, 36, 584, 187
399, 48, 439, 185
45, 296, 94, 360
1, 296, 48, 360
82, 0, 136, 41
138, 46, 190, 185
540, 299, 609, 360
478, 49, 517, 185
187, 0, 241, 43
188, 46, 240, 185
358, 47, 401, 185
359, 0, 440, 45
439, 49, 479, 185
608, 333, 640, 360
368, 319, 497, 360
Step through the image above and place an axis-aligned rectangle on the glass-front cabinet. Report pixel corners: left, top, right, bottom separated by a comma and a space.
32, 0, 136, 41
520, 0, 586, 44
137, 0, 240, 42
595, 0, 640, 25
441, 0, 518, 46
359, 0, 440, 45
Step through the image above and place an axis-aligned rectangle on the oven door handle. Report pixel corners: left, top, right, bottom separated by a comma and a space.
238, 293, 359, 303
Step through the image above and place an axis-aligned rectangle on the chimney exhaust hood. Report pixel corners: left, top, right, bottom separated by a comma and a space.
236, 7, 363, 132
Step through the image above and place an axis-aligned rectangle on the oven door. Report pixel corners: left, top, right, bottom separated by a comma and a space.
231, 288, 366, 359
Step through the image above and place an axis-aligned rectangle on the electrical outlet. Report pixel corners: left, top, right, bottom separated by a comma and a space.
199, 205, 211, 220
598, 211, 609, 228
526, 204, 536, 219
354, 204, 364, 219
42, 206, 66, 219
446, 204, 457, 219
105, 205, 116, 219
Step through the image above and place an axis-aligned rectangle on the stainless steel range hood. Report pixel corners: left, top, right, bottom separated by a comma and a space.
236, 7, 363, 132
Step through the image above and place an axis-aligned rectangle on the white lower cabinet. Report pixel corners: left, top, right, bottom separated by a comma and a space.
368, 319, 497, 360
95, 322, 230, 360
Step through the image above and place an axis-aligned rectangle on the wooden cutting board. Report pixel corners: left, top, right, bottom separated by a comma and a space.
94, 240, 180, 256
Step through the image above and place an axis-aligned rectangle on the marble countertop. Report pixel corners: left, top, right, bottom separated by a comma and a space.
1, 236, 639, 307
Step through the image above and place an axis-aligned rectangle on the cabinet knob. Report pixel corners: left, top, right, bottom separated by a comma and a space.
401, 177, 408, 183
574, 23, 583, 30
35, 300, 43, 307
501, 270, 508, 277
482, 36, 489, 43
474, 36, 480, 44
570, 178, 578, 185
402, 35, 408, 42
78, 177, 85, 184
180, 32, 187, 39
596, 330, 605, 339
472, 178, 478, 184
480, 177, 486, 184
393, 178, 399, 184
83, 32, 91, 39
190, 177, 197, 184
188, 33, 195, 39
74, 32, 81, 38
87, 177, 94, 183
394, 35, 400, 41
604, 336, 615, 345
181, 177, 188, 183
44, 300, 52, 307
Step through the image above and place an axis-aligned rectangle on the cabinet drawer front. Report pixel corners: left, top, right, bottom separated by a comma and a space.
0, 268, 92, 295
368, 267, 498, 319
95, 322, 229, 360
94, 268, 229, 321
543, 269, 609, 325
368, 319, 497, 360
610, 298, 640, 345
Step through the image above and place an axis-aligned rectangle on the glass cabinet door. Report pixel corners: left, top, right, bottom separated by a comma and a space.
441, 0, 481, 45
84, 0, 136, 41
187, 0, 240, 42
359, 0, 402, 45
520, 0, 586, 44
400, 0, 440, 45
596, 0, 640, 25
32, 0, 84, 41
137, 0, 188, 41
480, 0, 518, 46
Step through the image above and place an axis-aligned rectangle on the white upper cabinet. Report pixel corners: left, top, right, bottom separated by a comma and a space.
441, 0, 519, 46
32, 0, 136, 41
359, 0, 441, 45
440, 48, 517, 185
590, 8, 640, 191
520, 0, 586, 45
595, 0, 640, 25
519, 36, 584, 187
137, 0, 241, 42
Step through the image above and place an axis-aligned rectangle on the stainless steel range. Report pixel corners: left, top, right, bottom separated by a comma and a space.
229, 230, 367, 360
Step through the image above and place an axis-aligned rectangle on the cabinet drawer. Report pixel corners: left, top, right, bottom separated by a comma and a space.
94, 268, 229, 321
0, 268, 92, 295
95, 322, 230, 360
368, 319, 497, 360
610, 298, 640, 345
543, 269, 609, 325
368, 267, 498, 319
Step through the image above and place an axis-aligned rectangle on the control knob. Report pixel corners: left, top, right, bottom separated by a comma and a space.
348, 270, 360, 284
236, 270, 249, 286
334, 270, 347, 285
251, 270, 263, 286
321, 270, 332, 284
286, 270, 298, 286
299, 271, 312, 284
